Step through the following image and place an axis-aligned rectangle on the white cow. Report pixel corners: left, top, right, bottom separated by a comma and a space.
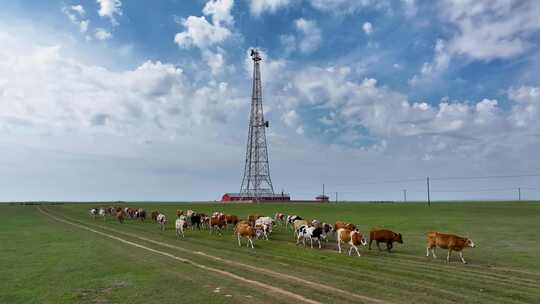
175, 215, 187, 238
89, 208, 98, 219
157, 213, 167, 231
98, 208, 106, 220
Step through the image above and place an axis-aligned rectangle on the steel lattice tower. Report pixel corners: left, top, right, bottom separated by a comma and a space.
239, 49, 274, 200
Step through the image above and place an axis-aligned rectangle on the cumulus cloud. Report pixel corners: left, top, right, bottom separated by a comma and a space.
62, 4, 90, 34
174, 0, 234, 50
95, 28, 112, 40
249, 0, 294, 15
97, 0, 123, 26
509, 86, 540, 129
438, 0, 540, 61
362, 22, 373, 35
289, 18, 321, 54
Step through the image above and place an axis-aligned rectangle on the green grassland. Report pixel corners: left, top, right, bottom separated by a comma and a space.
1, 201, 539, 303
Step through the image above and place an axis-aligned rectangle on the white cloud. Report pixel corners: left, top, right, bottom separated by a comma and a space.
203, 0, 234, 26
249, 0, 294, 15
308, 0, 390, 13
294, 18, 322, 54
362, 22, 373, 35
97, 0, 123, 26
79, 20, 89, 33
174, 0, 234, 50
71, 5, 86, 16
63, 5, 90, 34
439, 0, 540, 61
509, 86, 540, 128
409, 39, 450, 86
95, 28, 112, 40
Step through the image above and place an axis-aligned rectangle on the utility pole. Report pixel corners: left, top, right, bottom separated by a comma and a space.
322, 183, 325, 197
518, 187, 521, 201
335, 192, 338, 204
403, 189, 407, 202
427, 177, 431, 206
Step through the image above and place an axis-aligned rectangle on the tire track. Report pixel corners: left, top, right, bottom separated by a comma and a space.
39, 207, 389, 304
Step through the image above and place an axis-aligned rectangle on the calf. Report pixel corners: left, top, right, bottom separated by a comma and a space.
157, 213, 167, 231
426, 232, 476, 264
337, 228, 367, 257
296, 225, 324, 248
175, 215, 187, 238
235, 223, 256, 248
369, 229, 403, 252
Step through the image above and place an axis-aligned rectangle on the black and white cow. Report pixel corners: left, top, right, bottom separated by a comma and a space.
89, 208, 98, 219
157, 213, 167, 231
296, 225, 324, 249
286, 215, 303, 230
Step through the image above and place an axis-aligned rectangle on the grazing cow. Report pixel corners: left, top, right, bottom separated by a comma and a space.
334, 221, 357, 232
157, 214, 167, 231
89, 208, 98, 219
135, 208, 146, 221
225, 214, 239, 228
274, 213, 285, 226
337, 228, 367, 257
200, 214, 210, 230
235, 223, 256, 248
296, 225, 324, 248
175, 215, 187, 238
209, 214, 227, 235
286, 215, 302, 229
176, 210, 184, 217
116, 210, 126, 223
369, 229, 403, 252
426, 232, 476, 264
151, 211, 159, 222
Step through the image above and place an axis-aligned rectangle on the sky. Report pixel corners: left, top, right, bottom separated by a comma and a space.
1, 0, 540, 201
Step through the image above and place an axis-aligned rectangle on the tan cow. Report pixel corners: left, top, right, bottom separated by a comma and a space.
337, 228, 367, 256
426, 232, 476, 264
235, 223, 256, 248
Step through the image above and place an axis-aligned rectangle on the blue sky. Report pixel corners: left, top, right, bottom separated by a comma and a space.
1, 0, 540, 201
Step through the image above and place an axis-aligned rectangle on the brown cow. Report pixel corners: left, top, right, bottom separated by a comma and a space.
369, 229, 403, 252
426, 232, 476, 264
116, 210, 126, 223
225, 214, 239, 227
151, 211, 159, 223
334, 221, 357, 231
176, 210, 184, 217
235, 223, 256, 248
274, 213, 285, 226
209, 215, 227, 235
337, 228, 367, 256
247, 214, 263, 225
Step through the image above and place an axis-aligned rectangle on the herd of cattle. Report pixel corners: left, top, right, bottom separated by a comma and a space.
89, 207, 476, 264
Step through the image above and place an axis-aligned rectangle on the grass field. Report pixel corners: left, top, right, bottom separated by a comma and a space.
1, 201, 539, 303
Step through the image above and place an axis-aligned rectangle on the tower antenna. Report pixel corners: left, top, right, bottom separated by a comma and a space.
239, 49, 274, 202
